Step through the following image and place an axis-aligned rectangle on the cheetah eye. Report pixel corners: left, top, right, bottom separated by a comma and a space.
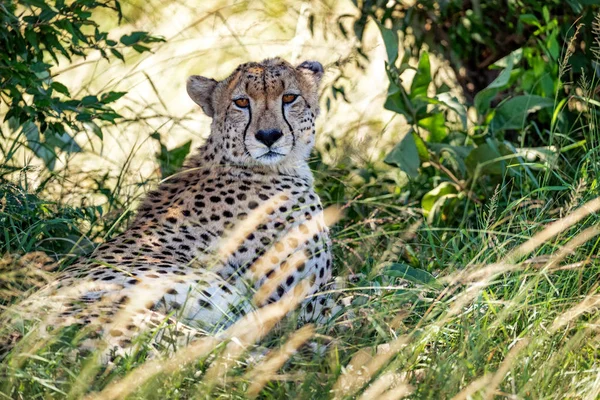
282, 94, 298, 104
234, 98, 249, 108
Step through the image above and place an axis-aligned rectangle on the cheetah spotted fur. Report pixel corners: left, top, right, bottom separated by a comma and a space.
9, 58, 336, 359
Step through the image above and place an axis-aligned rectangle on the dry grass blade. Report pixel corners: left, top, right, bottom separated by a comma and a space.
202, 279, 312, 386
503, 197, 600, 264
87, 279, 311, 400
332, 335, 410, 400
452, 338, 530, 400
357, 371, 413, 400
551, 294, 600, 333
244, 324, 315, 398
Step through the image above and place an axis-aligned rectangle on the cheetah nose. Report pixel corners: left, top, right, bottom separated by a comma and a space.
255, 129, 283, 148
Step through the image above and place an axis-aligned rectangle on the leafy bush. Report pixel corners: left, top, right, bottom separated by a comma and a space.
0, 0, 164, 170
350, 0, 599, 98
342, 2, 600, 224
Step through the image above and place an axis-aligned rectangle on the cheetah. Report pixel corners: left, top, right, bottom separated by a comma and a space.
6, 58, 337, 360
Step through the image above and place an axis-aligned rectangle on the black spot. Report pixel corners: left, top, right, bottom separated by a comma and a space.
286, 275, 294, 286
277, 285, 285, 297
210, 196, 221, 203
198, 299, 212, 308
248, 201, 259, 210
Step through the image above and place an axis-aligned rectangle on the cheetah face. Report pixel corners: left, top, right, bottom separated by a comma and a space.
187, 58, 323, 169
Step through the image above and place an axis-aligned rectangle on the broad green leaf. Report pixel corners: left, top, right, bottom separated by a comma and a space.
430, 93, 468, 130
413, 133, 429, 161
427, 143, 472, 159
384, 68, 412, 122
421, 182, 458, 217
51, 81, 70, 96
120, 31, 149, 46
474, 50, 519, 114
156, 139, 192, 178
100, 91, 127, 104
410, 52, 431, 99
110, 48, 124, 61
80, 95, 98, 105
492, 48, 522, 68
417, 113, 447, 142
383, 263, 440, 287
489, 95, 554, 132
376, 22, 399, 63
519, 14, 542, 28
427, 143, 471, 177
384, 131, 420, 178
514, 146, 558, 168
466, 142, 512, 176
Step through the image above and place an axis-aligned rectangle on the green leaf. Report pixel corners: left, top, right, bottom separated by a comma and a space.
474, 50, 519, 114
421, 182, 458, 218
519, 14, 542, 28
100, 91, 126, 104
383, 68, 412, 122
384, 131, 420, 178
110, 48, 124, 61
413, 133, 429, 161
51, 81, 70, 96
132, 44, 151, 53
466, 141, 512, 176
86, 122, 103, 140
410, 52, 431, 99
120, 31, 149, 46
433, 93, 467, 130
156, 140, 192, 178
417, 113, 447, 142
376, 22, 399, 63
489, 95, 555, 132
81, 95, 98, 105
383, 263, 440, 287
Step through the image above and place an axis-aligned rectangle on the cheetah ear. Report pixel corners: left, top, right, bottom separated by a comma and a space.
186, 75, 218, 117
296, 60, 324, 88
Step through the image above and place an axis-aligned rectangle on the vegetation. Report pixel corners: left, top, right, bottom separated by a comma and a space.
2, 0, 600, 399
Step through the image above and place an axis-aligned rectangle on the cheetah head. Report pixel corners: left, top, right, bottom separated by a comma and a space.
187, 58, 323, 172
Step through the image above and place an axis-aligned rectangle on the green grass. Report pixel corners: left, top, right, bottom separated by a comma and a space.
1, 143, 600, 399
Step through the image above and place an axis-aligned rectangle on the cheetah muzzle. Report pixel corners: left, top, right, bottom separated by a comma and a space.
4, 58, 337, 361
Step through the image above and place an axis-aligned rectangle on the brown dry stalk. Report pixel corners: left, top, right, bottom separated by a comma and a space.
357, 371, 413, 400
551, 294, 600, 333
451, 338, 530, 400
244, 324, 315, 398
87, 279, 311, 400
332, 335, 410, 399
503, 197, 600, 265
